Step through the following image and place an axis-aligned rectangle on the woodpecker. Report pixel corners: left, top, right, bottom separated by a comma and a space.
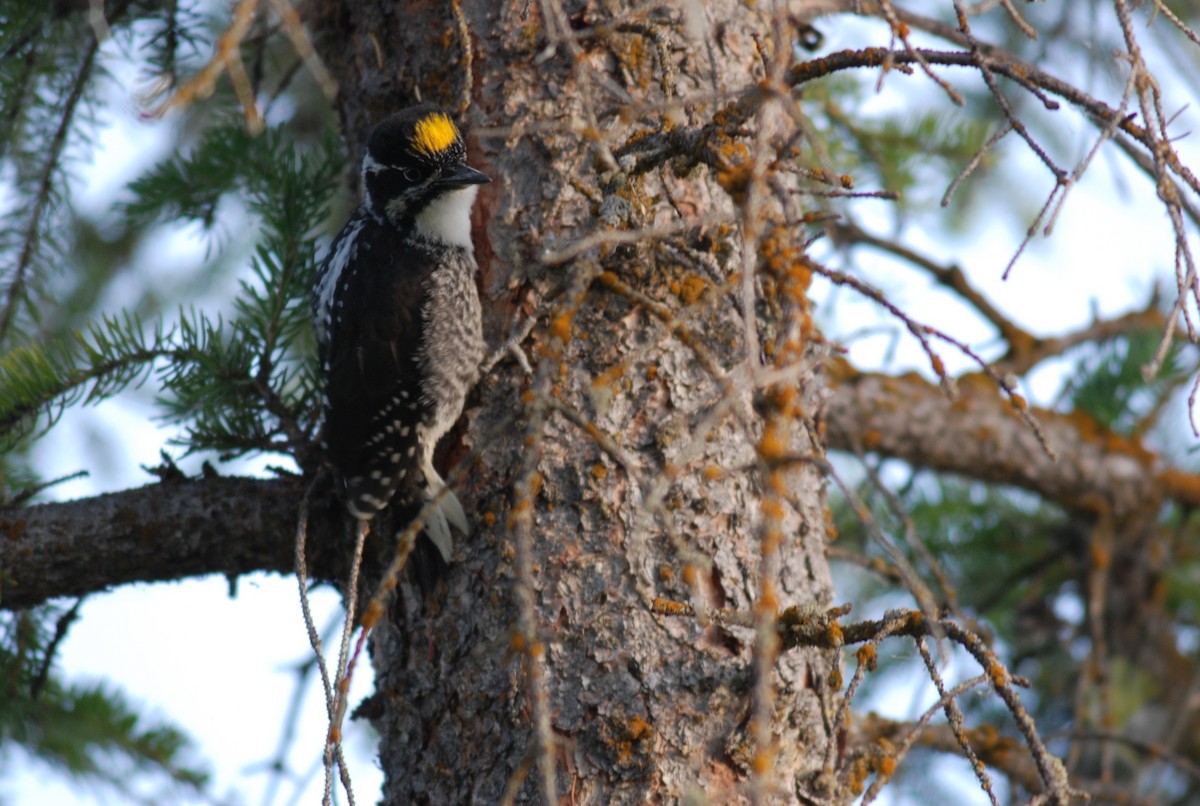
313, 104, 489, 561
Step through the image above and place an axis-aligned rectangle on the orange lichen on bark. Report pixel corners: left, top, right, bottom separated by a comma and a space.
760, 525, 783, 555
846, 757, 870, 795
760, 498, 784, 522
760, 233, 815, 351
764, 384, 797, 417
824, 356, 859, 383
825, 620, 844, 647
582, 421, 610, 448
713, 139, 753, 204
758, 421, 788, 461
716, 164, 752, 204
1063, 407, 1155, 464
861, 428, 883, 450
621, 33, 653, 90
669, 272, 708, 305
592, 362, 625, 390
1004, 329, 1038, 361
506, 505, 529, 529
955, 372, 994, 393
627, 715, 652, 740
549, 309, 575, 343
957, 723, 1023, 766
622, 128, 657, 151
652, 596, 691, 616
1159, 467, 1200, 507
601, 713, 655, 769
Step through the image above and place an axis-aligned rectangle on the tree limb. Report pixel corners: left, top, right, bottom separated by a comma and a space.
823, 364, 1200, 519
0, 476, 346, 610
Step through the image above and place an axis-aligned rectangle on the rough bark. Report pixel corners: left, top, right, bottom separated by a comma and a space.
311, 0, 837, 802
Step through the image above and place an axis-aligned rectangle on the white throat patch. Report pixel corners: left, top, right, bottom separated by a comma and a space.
414, 186, 479, 250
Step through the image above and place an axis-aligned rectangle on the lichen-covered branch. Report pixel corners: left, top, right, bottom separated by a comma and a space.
823, 364, 1200, 519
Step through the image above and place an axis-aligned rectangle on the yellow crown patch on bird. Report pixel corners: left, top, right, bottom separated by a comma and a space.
412, 113, 459, 157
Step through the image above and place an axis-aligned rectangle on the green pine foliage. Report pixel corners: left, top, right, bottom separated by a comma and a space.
833, 474, 1071, 636
0, 606, 209, 800
0, 310, 166, 445
802, 77, 996, 214
137, 0, 211, 87
0, 3, 103, 343
1059, 329, 1186, 436
0, 2, 342, 799
129, 123, 340, 463
0, 123, 340, 465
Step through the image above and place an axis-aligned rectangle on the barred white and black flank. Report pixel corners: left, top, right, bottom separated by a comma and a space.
312, 103, 489, 561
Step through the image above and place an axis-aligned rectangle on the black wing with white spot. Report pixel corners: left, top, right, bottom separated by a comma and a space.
318, 216, 433, 519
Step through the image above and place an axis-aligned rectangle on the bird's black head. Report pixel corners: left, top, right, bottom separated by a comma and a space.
361, 104, 490, 227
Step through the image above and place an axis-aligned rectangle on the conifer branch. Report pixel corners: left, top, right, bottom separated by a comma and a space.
0, 31, 100, 343
0, 32, 41, 163
0, 313, 177, 446
822, 367, 1200, 519
0, 476, 346, 610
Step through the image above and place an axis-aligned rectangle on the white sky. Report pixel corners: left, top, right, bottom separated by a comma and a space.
7, 6, 1200, 806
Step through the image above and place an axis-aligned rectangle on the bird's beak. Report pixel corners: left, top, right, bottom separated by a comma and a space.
439, 163, 491, 188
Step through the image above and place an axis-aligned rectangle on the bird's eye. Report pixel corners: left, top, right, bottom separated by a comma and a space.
401, 167, 425, 183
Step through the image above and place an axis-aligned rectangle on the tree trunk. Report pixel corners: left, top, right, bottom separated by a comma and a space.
311, 1, 837, 801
